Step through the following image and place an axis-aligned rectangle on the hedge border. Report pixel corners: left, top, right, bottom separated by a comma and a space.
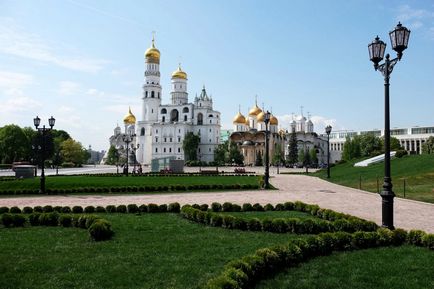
180, 201, 378, 234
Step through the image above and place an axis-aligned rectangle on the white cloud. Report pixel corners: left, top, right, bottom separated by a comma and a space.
0, 17, 108, 73
86, 88, 105, 97
0, 70, 34, 89
1, 96, 42, 113
396, 5, 434, 31
103, 104, 131, 115
58, 81, 81, 96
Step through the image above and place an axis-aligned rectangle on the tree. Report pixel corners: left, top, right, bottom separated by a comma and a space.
342, 136, 361, 161
287, 129, 298, 165
298, 148, 305, 165
214, 141, 228, 165
60, 138, 87, 166
309, 147, 318, 166
255, 150, 263, 166
360, 133, 382, 157
422, 136, 434, 154
0, 124, 31, 163
303, 149, 311, 167
228, 141, 244, 165
390, 136, 403, 151
272, 144, 284, 165
106, 145, 120, 165
182, 132, 200, 161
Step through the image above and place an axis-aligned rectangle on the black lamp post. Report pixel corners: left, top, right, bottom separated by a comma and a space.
264, 111, 271, 189
325, 125, 332, 178
368, 22, 410, 230
33, 116, 55, 194
122, 132, 135, 176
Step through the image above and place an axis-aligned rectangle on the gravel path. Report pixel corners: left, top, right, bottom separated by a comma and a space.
1, 174, 433, 233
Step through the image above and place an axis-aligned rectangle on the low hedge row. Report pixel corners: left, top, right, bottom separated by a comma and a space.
205, 228, 434, 289
0, 202, 181, 215
181, 205, 377, 234
0, 183, 260, 195
49, 173, 258, 177
0, 212, 114, 241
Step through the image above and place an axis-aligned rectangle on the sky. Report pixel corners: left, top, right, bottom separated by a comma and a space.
0, 0, 433, 151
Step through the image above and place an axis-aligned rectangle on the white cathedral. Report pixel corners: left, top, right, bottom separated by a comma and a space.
106, 37, 221, 165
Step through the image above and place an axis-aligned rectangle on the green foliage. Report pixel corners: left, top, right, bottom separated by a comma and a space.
60, 138, 88, 166
214, 141, 228, 165
116, 205, 127, 213
72, 206, 83, 214
59, 215, 73, 227
38, 212, 59, 226
228, 141, 244, 165
1, 213, 13, 227
422, 136, 434, 154
272, 144, 284, 165
309, 148, 318, 166
84, 206, 95, 213
421, 234, 434, 250
0, 124, 31, 163
287, 129, 298, 166
9, 206, 21, 213
106, 145, 120, 165
298, 148, 305, 165
182, 132, 200, 161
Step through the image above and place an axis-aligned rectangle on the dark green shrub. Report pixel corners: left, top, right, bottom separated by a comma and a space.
59, 215, 73, 227
376, 228, 393, 246
222, 215, 236, 229
232, 204, 242, 212
127, 204, 139, 213
39, 212, 59, 226
262, 218, 273, 231
9, 206, 21, 213
264, 203, 274, 211
242, 203, 253, 212
1, 213, 13, 227
232, 218, 247, 230
421, 234, 434, 250
254, 248, 280, 274
294, 201, 307, 212
407, 230, 426, 246
29, 213, 41, 226
72, 206, 83, 214
148, 203, 159, 213
205, 275, 239, 289
351, 231, 378, 249
158, 204, 168, 212
252, 203, 264, 211
95, 206, 106, 213
22, 206, 33, 214
222, 202, 233, 212
332, 219, 352, 232
84, 206, 95, 213
33, 206, 43, 213
271, 218, 288, 233
395, 149, 407, 158
247, 218, 262, 231
42, 205, 53, 213
52, 206, 62, 213
85, 215, 101, 228
210, 214, 223, 227
192, 204, 201, 210
199, 204, 209, 211
332, 231, 353, 251
224, 267, 249, 288
88, 219, 114, 241
168, 202, 180, 213
139, 204, 148, 213
283, 202, 294, 211
286, 218, 298, 233
211, 202, 222, 212
391, 228, 407, 246
0, 207, 9, 214
61, 206, 72, 213
106, 205, 116, 213
116, 205, 127, 213
274, 203, 285, 211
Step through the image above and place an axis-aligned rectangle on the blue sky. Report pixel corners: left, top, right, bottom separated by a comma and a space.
1, 0, 433, 150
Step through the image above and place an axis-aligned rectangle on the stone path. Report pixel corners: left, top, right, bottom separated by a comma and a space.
1, 174, 433, 233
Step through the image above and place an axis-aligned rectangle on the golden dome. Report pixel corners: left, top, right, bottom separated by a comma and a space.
256, 111, 265, 123
123, 107, 136, 124
270, 115, 278, 125
249, 104, 262, 116
172, 64, 187, 79
145, 37, 160, 64
245, 115, 249, 126
233, 112, 246, 124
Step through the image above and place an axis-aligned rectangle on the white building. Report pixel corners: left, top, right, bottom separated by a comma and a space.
133, 37, 221, 165
328, 126, 434, 162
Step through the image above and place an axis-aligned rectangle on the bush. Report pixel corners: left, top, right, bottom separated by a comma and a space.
59, 215, 73, 227
72, 206, 83, 214
127, 204, 139, 213
53, 206, 63, 213
1, 213, 13, 227
23, 206, 33, 214
271, 218, 288, 233
283, 202, 294, 211
159, 204, 168, 212
376, 228, 393, 246
421, 234, 434, 250
232, 204, 242, 212
274, 203, 285, 211
116, 205, 127, 213
139, 204, 148, 213
148, 203, 159, 213
33, 206, 43, 213
85, 215, 101, 229
211, 202, 222, 212
391, 228, 407, 246
29, 213, 41, 226
88, 220, 114, 241
106, 205, 116, 213
0, 207, 9, 214
84, 206, 96, 213
210, 215, 223, 227
247, 218, 262, 231
264, 204, 274, 211
43, 205, 54, 213
39, 212, 59, 226
252, 203, 264, 211
222, 202, 233, 212
168, 202, 180, 213
96, 206, 106, 213
9, 206, 21, 213
242, 203, 253, 212
407, 230, 426, 246
395, 149, 407, 158
200, 204, 209, 211
61, 206, 72, 213
294, 201, 307, 212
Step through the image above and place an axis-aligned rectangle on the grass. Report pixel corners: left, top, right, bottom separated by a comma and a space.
0, 213, 299, 289
256, 245, 434, 289
0, 175, 260, 192
313, 154, 434, 203
219, 210, 318, 220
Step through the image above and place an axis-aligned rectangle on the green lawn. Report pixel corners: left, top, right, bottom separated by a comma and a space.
256, 245, 434, 289
219, 210, 318, 220
0, 175, 260, 192
313, 154, 434, 203
0, 213, 298, 289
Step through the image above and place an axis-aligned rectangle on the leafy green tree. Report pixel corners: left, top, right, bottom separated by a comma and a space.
309, 147, 318, 166
255, 150, 263, 166
21, 126, 37, 161
272, 144, 284, 165
360, 133, 382, 157
106, 145, 120, 165
298, 148, 305, 165
0, 124, 31, 163
422, 136, 434, 154
60, 138, 87, 166
342, 136, 361, 161
303, 149, 311, 167
390, 136, 403, 151
287, 129, 298, 165
213, 141, 228, 165
228, 141, 244, 165
182, 132, 200, 161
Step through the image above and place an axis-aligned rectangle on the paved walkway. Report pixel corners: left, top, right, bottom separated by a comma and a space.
1, 174, 433, 233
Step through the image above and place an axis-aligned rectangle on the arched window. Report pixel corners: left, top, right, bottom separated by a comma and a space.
171, 109, 179, 122
161, 108, 167, 114
209, 114, 213, 118
197, 113, 203, 125
140, 128, 145, 136
182, 107, 189, 113
151, 91, 155, 98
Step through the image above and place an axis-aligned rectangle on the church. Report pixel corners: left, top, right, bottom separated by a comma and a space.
106, 37, 221, 166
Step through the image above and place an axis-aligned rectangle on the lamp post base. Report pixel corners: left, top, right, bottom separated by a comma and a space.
380, 191, 395, 230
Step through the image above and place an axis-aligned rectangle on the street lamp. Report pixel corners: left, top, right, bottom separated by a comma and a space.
368, 22, 410, 229
33, 116, 55, 194
325, 125, 332, 178
122, 131, 136, 176
263, 111, 271, 189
